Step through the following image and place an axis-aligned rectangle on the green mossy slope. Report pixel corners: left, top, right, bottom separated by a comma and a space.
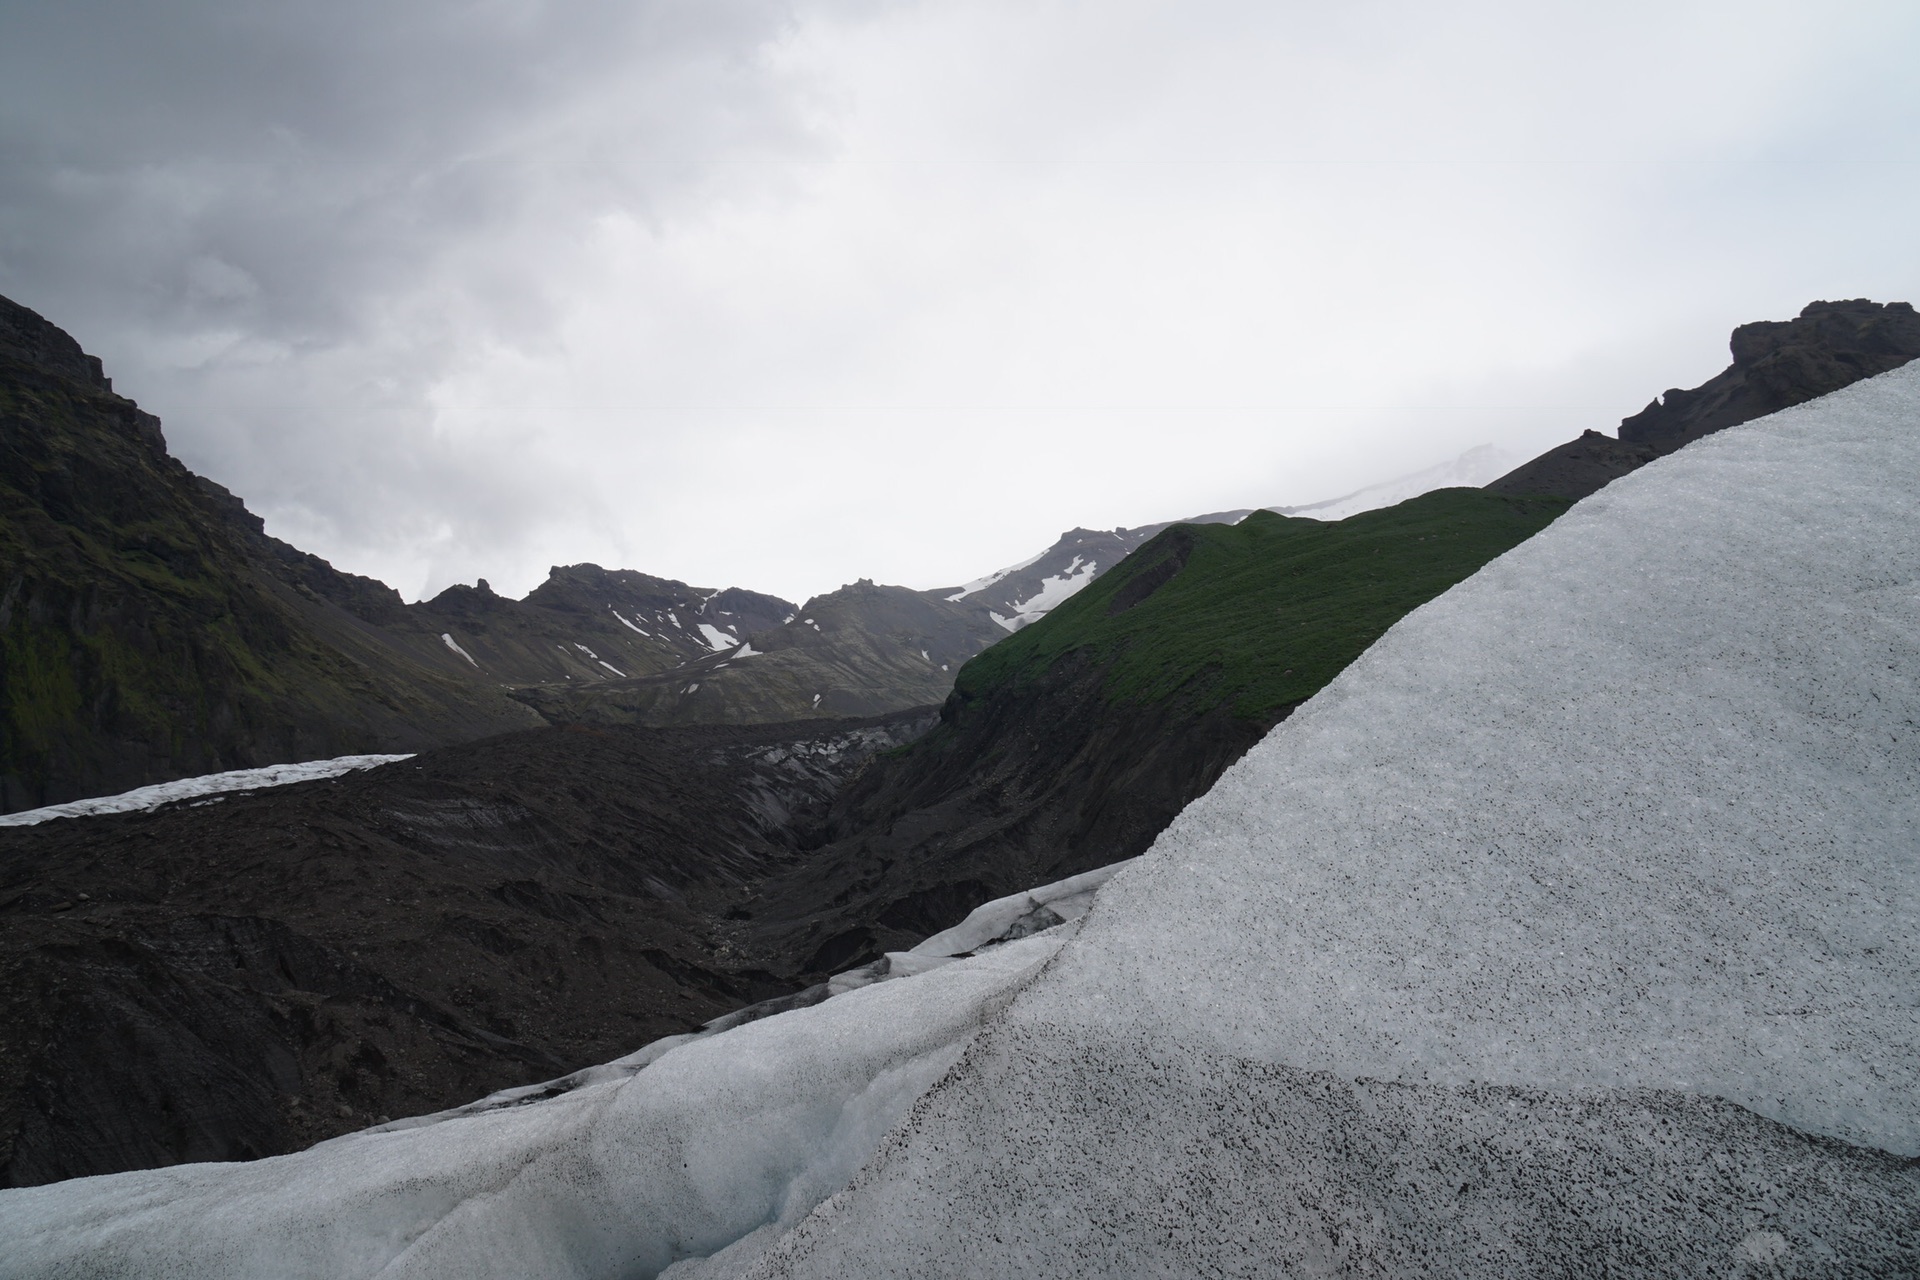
746, 489, 1574, 976
954, 488, 1573, 721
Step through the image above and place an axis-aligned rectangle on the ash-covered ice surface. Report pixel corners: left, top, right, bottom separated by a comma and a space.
5, 366, 1919, 1277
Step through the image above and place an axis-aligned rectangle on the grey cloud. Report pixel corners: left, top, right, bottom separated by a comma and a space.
0, 0, 824, 595
5, 0, 1919, 607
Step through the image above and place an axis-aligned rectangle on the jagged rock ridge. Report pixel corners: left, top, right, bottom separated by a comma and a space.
1488, 297, 1920, 499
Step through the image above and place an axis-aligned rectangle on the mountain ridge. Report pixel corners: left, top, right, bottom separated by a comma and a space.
0, 294, 1017, 807
1489, 297, 1920, 499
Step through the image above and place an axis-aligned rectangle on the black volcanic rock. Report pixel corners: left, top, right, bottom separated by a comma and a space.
1489, 298, 1920, 499
743, 648, 1280, 975
1480, 430, 1659, 503
0, 298, 115, 395
0, 710, 934, 1187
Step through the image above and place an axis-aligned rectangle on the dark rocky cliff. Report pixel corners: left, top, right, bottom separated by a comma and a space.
0, 295, 543, 811
1489, 299, 1920, 500
0, 294, 1002, 809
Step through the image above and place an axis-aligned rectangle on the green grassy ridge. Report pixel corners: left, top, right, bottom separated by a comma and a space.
952, 488, 1573, 721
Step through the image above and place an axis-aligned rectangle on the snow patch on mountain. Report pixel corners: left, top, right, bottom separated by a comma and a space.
440, 633, 479, 667
944, 549, 1047, 602
609, 607, 650, 636
697, 624, 739, 652
991, 555, 1099, 631
0, 754, 417, 828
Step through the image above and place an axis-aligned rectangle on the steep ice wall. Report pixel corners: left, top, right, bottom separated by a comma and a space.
747, 364, 1920, 1275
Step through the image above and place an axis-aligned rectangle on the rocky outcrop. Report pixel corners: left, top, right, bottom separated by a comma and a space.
0, 295, 546, 811
1489, 298, 1920, 499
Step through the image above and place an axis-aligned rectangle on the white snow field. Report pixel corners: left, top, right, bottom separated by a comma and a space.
1274, 441, 1517, 521
0, 754, 415, 827
5, 365, 1920, 1276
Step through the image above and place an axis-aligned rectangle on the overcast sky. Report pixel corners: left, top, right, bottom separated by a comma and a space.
4, 0, 1917, 605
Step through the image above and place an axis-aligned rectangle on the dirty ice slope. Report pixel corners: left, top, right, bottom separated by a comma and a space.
0, 930, 1067, 1279
750, 365, 1920, 1274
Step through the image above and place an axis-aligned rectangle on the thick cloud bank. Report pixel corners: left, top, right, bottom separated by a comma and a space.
3, 367, 1917, 1275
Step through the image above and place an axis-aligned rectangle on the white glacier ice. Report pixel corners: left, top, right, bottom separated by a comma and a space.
908, 859, 1131, 959
0, 754, 417, 828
